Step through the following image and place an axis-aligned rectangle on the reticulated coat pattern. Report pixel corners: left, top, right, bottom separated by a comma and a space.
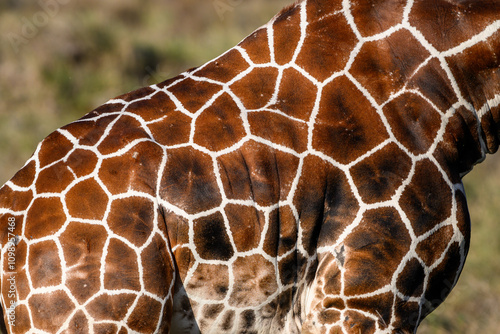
0, 0, 499, 333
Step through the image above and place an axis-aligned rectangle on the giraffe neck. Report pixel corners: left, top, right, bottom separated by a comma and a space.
254, 0, 500, 177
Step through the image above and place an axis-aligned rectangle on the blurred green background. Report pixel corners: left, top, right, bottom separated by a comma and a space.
0, 0, 498, 333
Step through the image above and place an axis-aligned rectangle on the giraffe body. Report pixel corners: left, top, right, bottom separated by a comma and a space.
1, 0, 500, 333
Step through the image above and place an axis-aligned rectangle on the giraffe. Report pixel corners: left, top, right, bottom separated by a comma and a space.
0, 0, 499, 333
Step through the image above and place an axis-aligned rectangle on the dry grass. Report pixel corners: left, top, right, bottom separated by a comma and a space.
0, 1, 499, 333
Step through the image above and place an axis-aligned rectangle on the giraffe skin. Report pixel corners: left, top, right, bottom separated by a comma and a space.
0, 0, 499, 333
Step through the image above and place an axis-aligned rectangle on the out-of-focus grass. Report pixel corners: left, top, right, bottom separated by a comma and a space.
0, 1, 499, 333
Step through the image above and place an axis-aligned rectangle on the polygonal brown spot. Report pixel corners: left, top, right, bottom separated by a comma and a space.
351, 0, 406, 37
99, 141, 163, 196
397, 258, 426, 298
220, 310, 235, 332
38, 131, 74, 168
25, 197, 66, 239
60, 222, 107, 266
97, 115, 149, 155
343, 207, 411, 296
104, 239, 141, 291
480, 108, 500, 154
35, 162, 75, 194
147, 110, 191, 147
28, 240, 62, 288
313, 76, 389, 164
230, 67, 279, 110
343, 310, 376, 334
195, 49, 250, 83
60, 222, 107, 304
407, 58, 458, 113
199, 304, 225, 332
328, 326, 343, 334
9, 304, 31, 333
0, 187, 33, 212
9, 160, 36, 188
217, 140, 300, 206
392, 298, 420, 332
238, 310, 257, 333
193, 93, 246, 151
350, 29, 430, 104
296, 12, 358, 81
270, 68, 318, 120
239, 28, 271, 64
230, 255, 278, 307
193, 212, 234, 261
294, 155, 359, 254
93, 324, 118, 334
400, 159, 452, 236
409, 0, 499, 52
351, 143, 412, 204
273, 206, 298, 257
225, 204, 265, 253
383, 93, 442, 155
66, 149, 98, 178
434, 106, 483, 177
2, 239, 28, 300
186, 264, 229, 301
278, 252, 298, 286
127, 296, 162, 332
86, 293, 136, 321
160, 146, 222, 214
318, 308, 341, 325
248, 111, 308, 153
65, 179, 108, 220
126, 90, 176, 122
173, 247, 196, 281
263, 209, 281, 258
346, 292, 394, 330
63, 115, 116, 147
416, 225, 454, 267
168, 77, 222, 113
141, 233, 174, 298
306, 0, 342, 20
0, 213, 22, 248
67, 310, 89, 333
273, 5, 302, 65
107, 196, 155, 247
423, 242, 463, 315
446, 30, 500, 109
323, 297, 345, 310
15, 270, 30, 302
28, 290, 74, 332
